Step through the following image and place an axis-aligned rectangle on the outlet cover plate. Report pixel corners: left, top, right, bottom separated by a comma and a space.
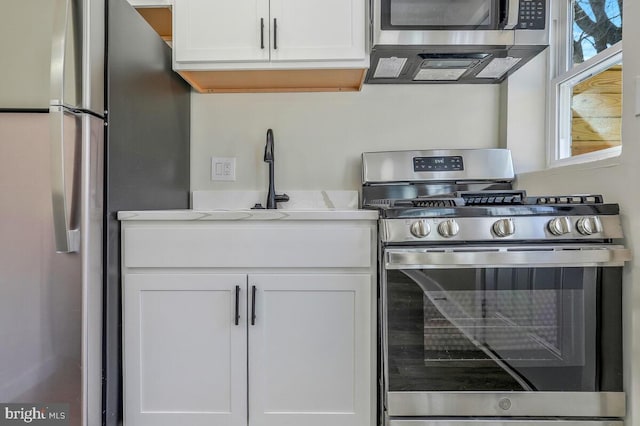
211, 157, 236, 181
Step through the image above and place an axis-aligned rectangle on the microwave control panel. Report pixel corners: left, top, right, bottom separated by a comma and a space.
518, 0, 546, 30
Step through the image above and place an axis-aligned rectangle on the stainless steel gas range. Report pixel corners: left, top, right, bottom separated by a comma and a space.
361, 149, 630, 426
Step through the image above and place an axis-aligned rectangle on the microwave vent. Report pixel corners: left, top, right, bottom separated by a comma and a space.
373, 57, 408, 79
366, 45, 547, 84
476, 57, 522, 79
414, 68, 467, 81
413, 57, 482, 81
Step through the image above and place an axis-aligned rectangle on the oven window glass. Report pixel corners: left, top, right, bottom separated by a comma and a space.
384, 267, 621, 392
388, 0, 496, 28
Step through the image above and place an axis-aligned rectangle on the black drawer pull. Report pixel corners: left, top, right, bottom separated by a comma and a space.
251, 285, 257, 325
234, 285, 240, 325
260, 18, 265, 49
273, 18, 278, 50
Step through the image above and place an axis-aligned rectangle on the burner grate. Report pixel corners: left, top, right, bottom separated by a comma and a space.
533, 194, 603, 205
365, 199, 395, 207
461, 191, 526, 206
412, 199, 458, 207
393, 199, 459, 208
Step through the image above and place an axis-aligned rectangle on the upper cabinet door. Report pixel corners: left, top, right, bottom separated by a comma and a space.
269, 0, 366, 62
174, 0, 270, 63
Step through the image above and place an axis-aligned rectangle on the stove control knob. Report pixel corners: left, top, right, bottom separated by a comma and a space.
410, 220, 431, 238
493, 218, 515, 237
547, 217, 572, 236
437, 219, 460, 238
576, 216, 603, 235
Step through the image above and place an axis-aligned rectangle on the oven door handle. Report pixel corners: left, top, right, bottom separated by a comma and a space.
385, 245, 631, 268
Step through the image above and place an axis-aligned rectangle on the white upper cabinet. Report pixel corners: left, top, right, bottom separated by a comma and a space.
172, 0, 367, 69
269, 0, 366, 62
174, 0, 270, 63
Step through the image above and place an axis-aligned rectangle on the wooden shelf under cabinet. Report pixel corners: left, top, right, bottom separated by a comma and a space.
135, 6, 172, 42
178, 68, 367, 93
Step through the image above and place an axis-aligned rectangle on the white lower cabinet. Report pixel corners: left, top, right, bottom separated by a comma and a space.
121, 219, 376, 426
123, 273, 248, 426
124, 273, 370, 426
248, 274, 370, 426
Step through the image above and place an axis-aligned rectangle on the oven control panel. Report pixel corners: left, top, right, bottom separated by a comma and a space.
380, 215, 623, 243
413, 156, 464, 172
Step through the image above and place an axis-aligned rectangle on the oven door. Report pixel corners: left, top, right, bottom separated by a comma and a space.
382, 245, 627, 418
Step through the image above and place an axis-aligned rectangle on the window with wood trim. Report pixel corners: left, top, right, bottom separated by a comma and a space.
549, 0, 623, 166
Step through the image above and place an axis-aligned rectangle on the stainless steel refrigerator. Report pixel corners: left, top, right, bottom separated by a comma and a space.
0, 1, 190, 425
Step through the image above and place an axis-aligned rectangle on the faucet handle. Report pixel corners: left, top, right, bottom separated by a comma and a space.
264, 129, 274, 162
275, 193, 289, 203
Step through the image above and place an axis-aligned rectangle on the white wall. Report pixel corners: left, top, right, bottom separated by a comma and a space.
501, 50, 549, 172
515, 1, 640, 423
190, 84, 501, 192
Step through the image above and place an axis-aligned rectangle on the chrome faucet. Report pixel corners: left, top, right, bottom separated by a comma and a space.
264, 129, 289, 209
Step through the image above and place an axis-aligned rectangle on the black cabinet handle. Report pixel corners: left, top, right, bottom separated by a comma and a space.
251, 285, 257, 325
234, 285, 240, 326
260, 18, 265, 49
273, 18, 277, 50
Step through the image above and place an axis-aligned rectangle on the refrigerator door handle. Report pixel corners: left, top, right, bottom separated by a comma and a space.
50, 0, 81, 253
50, 106, 81, 253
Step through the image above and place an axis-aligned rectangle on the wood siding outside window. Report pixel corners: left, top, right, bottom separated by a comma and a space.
571, 64, 622, 156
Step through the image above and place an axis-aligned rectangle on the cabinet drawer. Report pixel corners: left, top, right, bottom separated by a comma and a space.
123, 225, 373, 268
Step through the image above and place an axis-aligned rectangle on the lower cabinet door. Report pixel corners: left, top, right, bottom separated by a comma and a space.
248, 274, 372, 426
123, 273, 248, 426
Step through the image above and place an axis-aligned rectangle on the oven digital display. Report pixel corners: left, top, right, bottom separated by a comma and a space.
414, 156, 464, 172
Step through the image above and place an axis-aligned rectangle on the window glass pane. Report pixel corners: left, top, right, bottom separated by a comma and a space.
572, 0, 622, 66
568, 62, 622, 157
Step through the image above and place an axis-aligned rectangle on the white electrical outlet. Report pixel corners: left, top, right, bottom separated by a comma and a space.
211, 157, 236, 181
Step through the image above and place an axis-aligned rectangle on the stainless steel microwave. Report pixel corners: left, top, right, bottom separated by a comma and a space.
367, 0, 549, 84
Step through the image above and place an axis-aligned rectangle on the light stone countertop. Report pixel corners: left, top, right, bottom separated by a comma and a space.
117, 209, 378, 221
191, 190, 361, 210
118, 190, 378, 221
